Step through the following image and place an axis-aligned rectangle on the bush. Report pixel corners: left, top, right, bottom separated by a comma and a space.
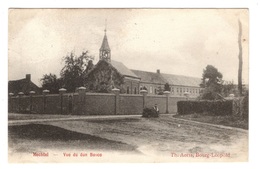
142, 107, 159, 118
242, 91, 249, 119
177, 100, 233, 116
191, 113, 199, 118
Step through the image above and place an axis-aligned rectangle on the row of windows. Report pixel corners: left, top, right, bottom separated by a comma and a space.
126, 85, 202, 95
126, 86, 138, 94
172, 87, 202, 94
140, 85, 202, 95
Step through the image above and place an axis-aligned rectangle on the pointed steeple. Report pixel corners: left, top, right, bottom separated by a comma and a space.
99, 20, 111, 62
100, 33, 110, 51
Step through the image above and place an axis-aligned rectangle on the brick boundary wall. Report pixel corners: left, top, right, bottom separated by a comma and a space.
8, 88, 189, 115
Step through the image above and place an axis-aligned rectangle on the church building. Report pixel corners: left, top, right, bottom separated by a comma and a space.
84, 29, 141, 94
84, 29, 202, 97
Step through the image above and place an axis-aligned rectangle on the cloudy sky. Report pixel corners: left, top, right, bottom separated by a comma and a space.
8, 9, 248, 86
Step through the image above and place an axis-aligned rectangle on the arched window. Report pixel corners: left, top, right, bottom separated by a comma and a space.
134, 87, 137, 94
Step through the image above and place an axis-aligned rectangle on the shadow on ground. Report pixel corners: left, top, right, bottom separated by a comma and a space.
9, 123, 140, 154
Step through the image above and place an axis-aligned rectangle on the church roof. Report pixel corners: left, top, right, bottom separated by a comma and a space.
131, 70, 167, 84
161, 73, 202, 87
131, 69, 201, 87
111, 60, 139, 78
88, 60, 201, 87
100, 34, 110, 51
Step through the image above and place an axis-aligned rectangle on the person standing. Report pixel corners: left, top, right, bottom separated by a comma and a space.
153, 104, 159, 116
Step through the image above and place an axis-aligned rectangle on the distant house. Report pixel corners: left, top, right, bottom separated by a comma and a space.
8, 74, 41, 95
84, 29, 202, 96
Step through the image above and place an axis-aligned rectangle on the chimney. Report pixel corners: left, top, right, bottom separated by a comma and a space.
26, 74, 31, 81
157, 69, 160, 74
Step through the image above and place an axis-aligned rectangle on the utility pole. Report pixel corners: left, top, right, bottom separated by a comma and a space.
238, 19, 243, 96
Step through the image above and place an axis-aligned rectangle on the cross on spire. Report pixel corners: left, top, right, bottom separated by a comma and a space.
104, 19, 107, 34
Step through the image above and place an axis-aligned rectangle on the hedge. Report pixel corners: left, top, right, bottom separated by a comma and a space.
177, 100, 233, 115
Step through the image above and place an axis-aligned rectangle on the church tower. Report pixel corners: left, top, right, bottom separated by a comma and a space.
99, 27, 111, 62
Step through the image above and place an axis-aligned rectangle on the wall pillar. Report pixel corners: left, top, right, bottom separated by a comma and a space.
29, 91, 35, 112
18, 92, 24, 113
43, 90, 50, 113
164, 91, 170, 114
78, 87, 86, 114
78, 87, 86, 102
140, 89, 148, 109
59, 88, 67, 114
8, 93, 14, 112
138, 82, 140, 94
131, 81, 133, 94
112, 88, 120, 115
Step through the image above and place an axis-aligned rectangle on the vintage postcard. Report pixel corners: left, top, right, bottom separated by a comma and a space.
8, 8, 248, 163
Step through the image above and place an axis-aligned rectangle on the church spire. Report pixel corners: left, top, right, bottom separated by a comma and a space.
99, 20, 111, 62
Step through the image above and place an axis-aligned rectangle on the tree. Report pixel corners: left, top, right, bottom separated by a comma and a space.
41, 73, 63, 94
201, 65, 223, 88
157, 86, 164, 95
238, 19, 243, 96
221, 81, 236, 97
200, 65, 223, 100
164, 83, 171, 92
60, 50, 94, 92
85, 60, 94, 74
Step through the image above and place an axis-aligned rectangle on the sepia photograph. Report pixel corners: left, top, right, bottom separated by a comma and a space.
8, 8, 249, 163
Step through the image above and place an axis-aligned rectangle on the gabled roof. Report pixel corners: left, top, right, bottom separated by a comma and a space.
111, 60, 139, 78
131, 70, 167, 84
161, 73, 202, 87
89, 60, 139, 79
8, 78, 40, 95
131, 69, 202, 87
100, 34, 110, 51
89, 60, 201, 87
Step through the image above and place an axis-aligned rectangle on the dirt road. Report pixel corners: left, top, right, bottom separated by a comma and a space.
8, 115, 248, 162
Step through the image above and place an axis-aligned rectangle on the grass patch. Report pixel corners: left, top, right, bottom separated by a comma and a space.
173, 113, 248, 130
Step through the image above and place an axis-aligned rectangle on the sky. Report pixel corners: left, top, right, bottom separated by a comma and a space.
8, 9, 249, 86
